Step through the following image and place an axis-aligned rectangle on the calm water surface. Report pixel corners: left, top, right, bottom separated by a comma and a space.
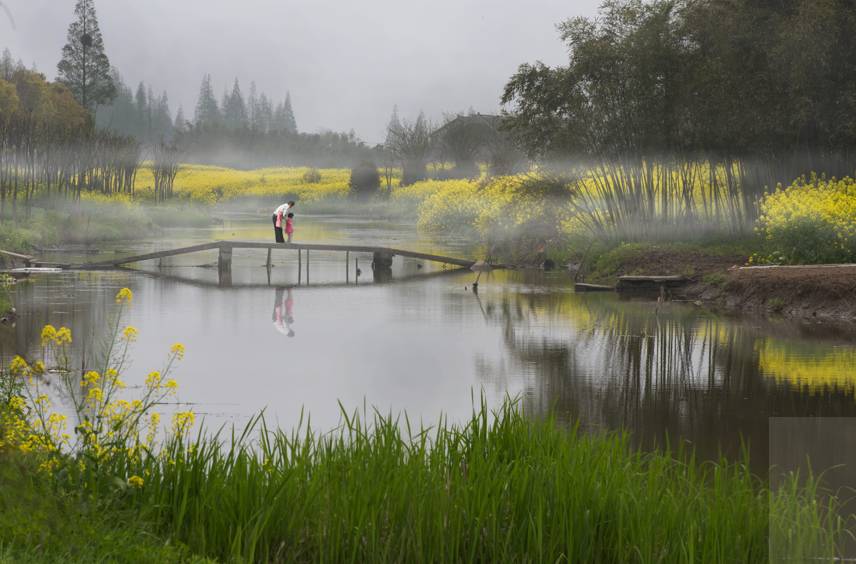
3, 215, 856, 471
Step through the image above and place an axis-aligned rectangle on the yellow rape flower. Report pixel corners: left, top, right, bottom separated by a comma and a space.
164, 379, 179, 392
121, 326, 139, 342
145, 371, 162, 388
9, 396, 26, 411
115, 288, 133, 305
170, 343, 185, 360
54, 327, 72, 345
82, 370, 100, 386
86, 387, 104, 404
9, 356, 29, 376
172, 411, 195, 434
40, 325, 57, 346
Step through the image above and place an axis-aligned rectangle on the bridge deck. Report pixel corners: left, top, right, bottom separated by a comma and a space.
72, 240, 478, 270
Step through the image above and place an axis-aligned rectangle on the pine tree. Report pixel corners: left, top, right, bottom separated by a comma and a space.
194, 74, 220, 129
57, 0, 116, 111
223, 78, 247, 130
385, 105, 402, 148
247, 82, 258, 130
0, 48, 13, 80
272, 101, 286, 132
174, 105, 187, 132
282, 92, 297, 133
152, 92, 173, 142
253, 92, 272, 133
134, 82, 149, 140
95, 69, 136, 136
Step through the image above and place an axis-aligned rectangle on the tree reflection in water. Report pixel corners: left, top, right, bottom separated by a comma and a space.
474, 290, 856, 472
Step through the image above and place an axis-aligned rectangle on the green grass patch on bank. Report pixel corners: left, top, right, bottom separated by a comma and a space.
0, 287, 9, 316
0, 454, 203, 564
580, 240, 753, 284
0, 202, 215, 252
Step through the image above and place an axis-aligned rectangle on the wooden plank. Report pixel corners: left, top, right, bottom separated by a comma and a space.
76, 241, 223, 269
0, 249, 34, 266
616, 274, 688, 293
575, 282, 614, 293
618, 275, 687, 282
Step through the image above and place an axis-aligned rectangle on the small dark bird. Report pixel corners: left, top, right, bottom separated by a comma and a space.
356, 268, 362, 276
416, 263, 423, 269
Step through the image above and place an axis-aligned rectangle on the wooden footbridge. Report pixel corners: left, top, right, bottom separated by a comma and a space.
26, 240, 487, 287
69, 240, 477, 270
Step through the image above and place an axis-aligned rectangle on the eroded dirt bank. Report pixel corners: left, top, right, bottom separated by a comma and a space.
711, 265, 856, 323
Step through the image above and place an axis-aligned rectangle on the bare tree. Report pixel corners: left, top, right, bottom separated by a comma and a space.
151, 142, 181, 202
384, 111, 434, 186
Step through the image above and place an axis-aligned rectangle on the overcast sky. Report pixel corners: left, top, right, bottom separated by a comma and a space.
2, 0, 599, 143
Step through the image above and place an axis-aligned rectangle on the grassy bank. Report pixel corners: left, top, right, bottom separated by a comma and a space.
0, 289, 9, 316
0, 290, 847, 562
0, 199, 215, 252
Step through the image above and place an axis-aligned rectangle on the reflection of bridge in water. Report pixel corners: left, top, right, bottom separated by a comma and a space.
121, 263, 470, 289
53, 241, 489, 288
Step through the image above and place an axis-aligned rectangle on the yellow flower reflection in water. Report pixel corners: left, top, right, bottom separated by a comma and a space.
760, 339, 856, 393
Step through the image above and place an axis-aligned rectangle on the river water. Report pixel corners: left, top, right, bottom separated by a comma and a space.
3, 214, 856, 471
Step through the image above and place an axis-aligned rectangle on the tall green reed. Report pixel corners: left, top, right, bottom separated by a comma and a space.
101, 397, 793, 563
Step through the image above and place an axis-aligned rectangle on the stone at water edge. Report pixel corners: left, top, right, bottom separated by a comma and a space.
470, 260, 493, 272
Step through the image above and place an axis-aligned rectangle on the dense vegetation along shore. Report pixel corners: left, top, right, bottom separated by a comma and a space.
0, 289, 845, 562
4, 164, 855, 322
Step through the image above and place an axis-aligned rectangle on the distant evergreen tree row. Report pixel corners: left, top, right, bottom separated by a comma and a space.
194, 75, 297, 134
95, 71, 173, 145
95, 72, 372, 167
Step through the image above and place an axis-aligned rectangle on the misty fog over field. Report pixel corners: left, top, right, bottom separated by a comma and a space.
1, 0, 599, 142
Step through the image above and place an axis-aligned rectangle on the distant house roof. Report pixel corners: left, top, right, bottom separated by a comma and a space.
432, 113, 503, 138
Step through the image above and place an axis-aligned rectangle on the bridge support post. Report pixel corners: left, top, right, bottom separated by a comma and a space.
346, 251, 350, 283
218, 245, 232, 280
372, 251, 394, 283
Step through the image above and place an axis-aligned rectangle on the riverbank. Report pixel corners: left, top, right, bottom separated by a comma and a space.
563, 241, 856, 324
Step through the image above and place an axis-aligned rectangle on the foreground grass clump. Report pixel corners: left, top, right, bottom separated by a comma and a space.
113, 403, 777, 563
756, 175, 856, 264
0, 453, 200, 563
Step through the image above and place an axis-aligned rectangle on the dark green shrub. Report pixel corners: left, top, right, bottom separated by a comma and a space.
349, 161, 380, 198
302, 168, 322, 184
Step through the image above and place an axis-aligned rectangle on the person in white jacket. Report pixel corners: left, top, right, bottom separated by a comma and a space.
272, 201, 295, 243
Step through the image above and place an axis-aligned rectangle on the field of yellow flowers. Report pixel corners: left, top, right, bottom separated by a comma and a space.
756, 175, 856, 264
134, 164, 357, 203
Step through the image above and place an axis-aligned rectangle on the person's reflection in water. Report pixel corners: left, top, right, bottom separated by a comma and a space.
272, 287, 296, 338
